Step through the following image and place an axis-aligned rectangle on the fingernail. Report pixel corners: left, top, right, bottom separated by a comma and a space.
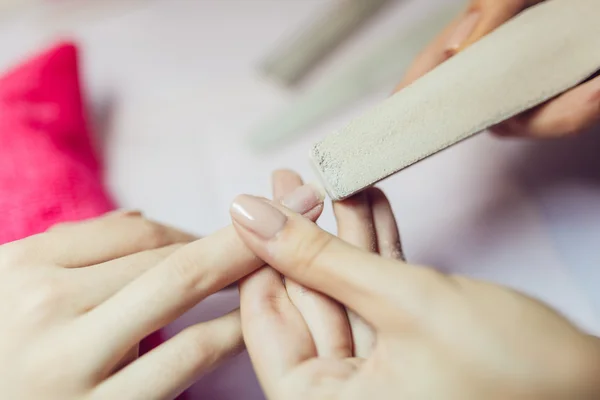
281, 184, 326, 214
231, 195, 287, 239
107, 209, 143, 217
445, 10, 480, 54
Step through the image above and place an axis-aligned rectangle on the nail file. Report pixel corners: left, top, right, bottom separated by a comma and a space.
310, 0, 600, 201
261, 0, 393, 87
249, 2, 465, 150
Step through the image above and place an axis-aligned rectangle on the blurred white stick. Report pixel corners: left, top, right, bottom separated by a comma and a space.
261, 0, 394, 87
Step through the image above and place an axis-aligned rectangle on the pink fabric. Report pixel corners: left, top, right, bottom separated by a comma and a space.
0, 42, 114, 243
0, 42, 181, 395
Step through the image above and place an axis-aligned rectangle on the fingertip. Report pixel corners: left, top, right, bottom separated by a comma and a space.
271, 169, 303, 190
365, 187, 389, 205
303, 203, 324, 222
450, 0, 527, 54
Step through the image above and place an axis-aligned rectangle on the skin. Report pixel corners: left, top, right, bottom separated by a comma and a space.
395, 0, 600, 138
0, 203, 326, 400
233, 181, 600, 400
4, 167, 598, 399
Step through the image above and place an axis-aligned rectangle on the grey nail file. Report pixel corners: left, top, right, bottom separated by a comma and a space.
310, 0, 600, 201
261, 0, 393, 87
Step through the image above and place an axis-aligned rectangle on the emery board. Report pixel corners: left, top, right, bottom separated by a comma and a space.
310, 0, 600, 201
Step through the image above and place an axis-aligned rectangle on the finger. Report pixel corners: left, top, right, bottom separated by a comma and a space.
394, 15, 466, 92
454, 0, 544, 55
368, 188, 405, 261
240, 268, 316, 395
273, 170, 352, 360
492, 74, 600, 138
333, 191, 377, 357
5, 212, 196, 268
272, 169, 304, 201
395, 0, 539, 92
73, 244, 184, 311
334, 191, 376, 252
83, 195, 325, 369
80, 225, 264, 369
230, 189, 447, 330
240, 169, 315, 392
92, 311, 243, 400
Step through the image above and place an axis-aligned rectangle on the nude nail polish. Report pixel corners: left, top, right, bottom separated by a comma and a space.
231, 195, 287, 239
445, 10, 481, 54
281, 184, 325, 214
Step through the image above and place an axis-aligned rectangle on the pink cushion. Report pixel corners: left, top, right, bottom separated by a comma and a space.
0, 42, 115, 244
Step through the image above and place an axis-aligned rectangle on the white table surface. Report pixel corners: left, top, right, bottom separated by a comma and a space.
1, 1, 599, 398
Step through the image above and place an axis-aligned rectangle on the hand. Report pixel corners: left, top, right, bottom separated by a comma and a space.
231, 187, 600, 399
396, 0, 600, 138
238, 169, 404, 383
0, 207, 321, 400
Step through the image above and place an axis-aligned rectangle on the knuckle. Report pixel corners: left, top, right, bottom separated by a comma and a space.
172, 326, 222, 370
22, 338, 85, 390
184, 326, 215, 358
181, 322, 242, 366
168, 248, 208, 293
391, 268, 455, 324
135, 219, 170, 249
20, 275, 70, 322
144, 243, 184, 265
286, 227, 335, 278
262, 292, 293, 316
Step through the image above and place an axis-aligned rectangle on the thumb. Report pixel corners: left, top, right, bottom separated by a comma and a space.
230, 185, 442, 329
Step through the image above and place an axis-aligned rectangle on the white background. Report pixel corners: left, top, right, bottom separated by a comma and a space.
1, 1, 599, 398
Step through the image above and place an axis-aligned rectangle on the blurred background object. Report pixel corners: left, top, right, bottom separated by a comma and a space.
260, 0, 393, 87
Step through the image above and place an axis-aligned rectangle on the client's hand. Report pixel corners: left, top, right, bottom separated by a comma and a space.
232, 187, 600, 400
0, 204, 325, 400
396, 0, 600, 138
238, 169, 404, 382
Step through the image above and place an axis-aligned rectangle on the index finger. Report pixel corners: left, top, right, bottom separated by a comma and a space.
3, 212, 195, 269
230, 191, 448, 330
80, 225, 261, 368
81, 202, 325, 370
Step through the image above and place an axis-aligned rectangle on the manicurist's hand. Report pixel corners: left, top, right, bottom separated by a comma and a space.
0, 205, 325, 400
231, 186, 600, 400
397, 0, 600, 138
